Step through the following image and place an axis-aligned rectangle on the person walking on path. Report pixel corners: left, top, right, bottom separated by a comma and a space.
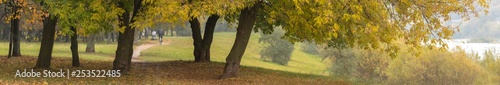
157, 29, 165, 44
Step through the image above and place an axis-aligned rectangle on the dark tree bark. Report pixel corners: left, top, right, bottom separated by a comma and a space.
70, 26, 80, 67
113, 0, 142, 74
220, 3, 260, 79
34, 15, 58, 69
7, 29, 12, 58
111, 32, 115, 42
85, 35, 95, 53
189, 18, 203, 62
199, 15, 219, 62
144, 28, 149, 39
170, 28, 174, 36
10, 5, 21, 57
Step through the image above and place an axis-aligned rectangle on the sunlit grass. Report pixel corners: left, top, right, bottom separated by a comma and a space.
0, 57, 344, 84
0, 42, 116, 61
140, 32, 331, 75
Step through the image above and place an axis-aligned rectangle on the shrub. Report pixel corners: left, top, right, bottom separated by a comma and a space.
174, 22, 192, 36
301, 41, 319, 55
259, 29, 294, 65
473, 49, 500, 84
322, 47, 390, 83
214, 20, 237, 32
386, 49, 483, 85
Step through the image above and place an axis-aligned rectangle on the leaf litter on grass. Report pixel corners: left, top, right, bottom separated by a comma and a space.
0, 56, 346, 84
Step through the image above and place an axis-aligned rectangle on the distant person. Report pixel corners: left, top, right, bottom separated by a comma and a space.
157, 29, 165, 44
151, 31, 157, 40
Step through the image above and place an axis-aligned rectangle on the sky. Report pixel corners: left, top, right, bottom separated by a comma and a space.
451, 0, 500, 39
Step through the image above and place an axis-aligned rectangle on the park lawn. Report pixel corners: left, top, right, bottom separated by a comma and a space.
140, 32, 331, 76
0, 32, 337, 84
0, 57, 345, 84
0, 42, 117, 61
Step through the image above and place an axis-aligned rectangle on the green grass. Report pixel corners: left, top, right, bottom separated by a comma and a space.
0, 33, 330, 76
0, 57, 344, 84
140, 32, 330, 75
0, 33, 339, 84
0, 42, 117, 61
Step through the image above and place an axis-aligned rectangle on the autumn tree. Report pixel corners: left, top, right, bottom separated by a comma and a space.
33, 0, 122, 68
113, 0, 144, 74
139, 0, 246, 63
221, 0, 489, 79
2, 0, 32, 58
34, 11, 57, 69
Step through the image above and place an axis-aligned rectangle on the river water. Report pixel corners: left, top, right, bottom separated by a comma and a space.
446, 39, 500, 56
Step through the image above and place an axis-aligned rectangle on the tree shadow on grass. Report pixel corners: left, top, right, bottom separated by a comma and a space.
0, 56, 346, 85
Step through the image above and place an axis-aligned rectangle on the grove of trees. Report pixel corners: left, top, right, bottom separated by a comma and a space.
0, 0, 491, 80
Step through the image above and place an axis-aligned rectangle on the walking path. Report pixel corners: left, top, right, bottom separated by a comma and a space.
132, 39, 171, 62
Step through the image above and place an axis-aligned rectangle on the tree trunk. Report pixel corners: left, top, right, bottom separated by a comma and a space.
7, 29, 12, 58
199, 15, 219, 62
170, 28, 174, 36
190, 18, 203, 62
113, 0, 141, 74
85, 35, 95, 53
34, 15, 58, 69
138, 29, 142, 39
70, 26, 80, 67
11, 6, 21, 57
133, 29, 139, 44
65, 34, 70, 42
220, 3, 260, 79
144, 28, 149, 39
111, 32, 115, 42
2, 27, 9, 40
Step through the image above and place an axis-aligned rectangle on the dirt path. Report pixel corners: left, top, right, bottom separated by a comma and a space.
132, 39, 171, 62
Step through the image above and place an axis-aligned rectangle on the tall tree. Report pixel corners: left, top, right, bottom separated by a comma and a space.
70, 26, 80, 67
199, 15, 219, 62
220, 2, 260, 79
85, 35, 95, 53
7, 0, 23, 57
140, 0, 240, 62
9, 4, 20, 57
113, 0, 143, 74
220, 0, 489, 79
34, 15, 57, 69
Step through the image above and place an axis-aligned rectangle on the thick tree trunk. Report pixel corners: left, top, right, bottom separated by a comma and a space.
190, 18, 203, 62
220, 3, 260, 79
34, 15, 58, 69
199, 15, 219, 62
85, 35, 95, 53
113, 0, 142, 74
11, 7, 21, 57
70, 26, 80, 67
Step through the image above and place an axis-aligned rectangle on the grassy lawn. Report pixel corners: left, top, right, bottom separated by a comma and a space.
0, 32, 337, 84
0, 42, 117, 61
0, 57, 343, 84
140, 32, 331, 76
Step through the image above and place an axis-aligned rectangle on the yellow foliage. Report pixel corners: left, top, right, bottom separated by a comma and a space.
386, 49, 484, 84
